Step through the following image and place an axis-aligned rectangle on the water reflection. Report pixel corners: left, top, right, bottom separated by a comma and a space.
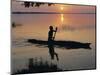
48, 43, 59, 61
61, 14, 64, 24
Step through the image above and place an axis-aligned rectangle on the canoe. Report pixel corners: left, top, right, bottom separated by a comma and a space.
27, 39, 91, 49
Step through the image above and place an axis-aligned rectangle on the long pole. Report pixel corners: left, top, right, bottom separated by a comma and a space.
53, 27, 58, 40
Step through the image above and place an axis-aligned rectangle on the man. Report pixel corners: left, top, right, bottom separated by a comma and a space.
48, 26, 59, 61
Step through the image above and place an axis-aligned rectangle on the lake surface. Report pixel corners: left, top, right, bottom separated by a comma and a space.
11, 13, 96, 73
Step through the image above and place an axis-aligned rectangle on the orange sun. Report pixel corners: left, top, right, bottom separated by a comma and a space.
60, 6, 64, 11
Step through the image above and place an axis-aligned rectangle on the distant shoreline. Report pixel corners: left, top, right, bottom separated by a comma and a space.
12, 12, 95, 14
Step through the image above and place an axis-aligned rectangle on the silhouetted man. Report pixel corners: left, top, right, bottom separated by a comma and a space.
48, 26, 59, 61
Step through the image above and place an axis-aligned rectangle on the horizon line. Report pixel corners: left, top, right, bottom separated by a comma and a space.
12, 12, 96, 14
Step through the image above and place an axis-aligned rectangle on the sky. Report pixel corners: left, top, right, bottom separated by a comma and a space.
12, 0, 96, 14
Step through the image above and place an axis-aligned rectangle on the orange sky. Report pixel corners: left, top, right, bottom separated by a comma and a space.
12, 1, 96, 14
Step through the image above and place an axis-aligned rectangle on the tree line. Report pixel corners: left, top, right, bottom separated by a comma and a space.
23, 2, 55, 8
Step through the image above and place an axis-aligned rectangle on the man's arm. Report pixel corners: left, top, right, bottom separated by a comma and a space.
52, 27, 58, 40
53, 27, 58, 32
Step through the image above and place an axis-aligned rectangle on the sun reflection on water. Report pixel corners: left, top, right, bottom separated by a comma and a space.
61, 14, 64, 24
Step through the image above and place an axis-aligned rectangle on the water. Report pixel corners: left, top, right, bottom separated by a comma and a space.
11, 13, 96, 73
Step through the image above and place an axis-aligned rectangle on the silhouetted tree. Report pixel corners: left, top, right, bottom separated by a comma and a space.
24, 2, 30, 8
31, 2, 34, 7
48, 3, 53, 6
23, 2, 54, 8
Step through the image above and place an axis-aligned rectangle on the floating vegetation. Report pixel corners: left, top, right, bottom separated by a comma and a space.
12, 22, 22, 28
13, 58, 62, 75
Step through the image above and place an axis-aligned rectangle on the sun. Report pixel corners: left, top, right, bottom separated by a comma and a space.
60, 6, 64, 11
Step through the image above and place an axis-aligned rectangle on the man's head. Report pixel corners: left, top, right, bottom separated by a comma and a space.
49, 26, 53, 30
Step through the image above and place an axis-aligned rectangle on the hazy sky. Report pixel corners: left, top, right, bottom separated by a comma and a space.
12, 0, 96, 13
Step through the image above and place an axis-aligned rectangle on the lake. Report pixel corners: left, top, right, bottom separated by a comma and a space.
11, 13, 96, 74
